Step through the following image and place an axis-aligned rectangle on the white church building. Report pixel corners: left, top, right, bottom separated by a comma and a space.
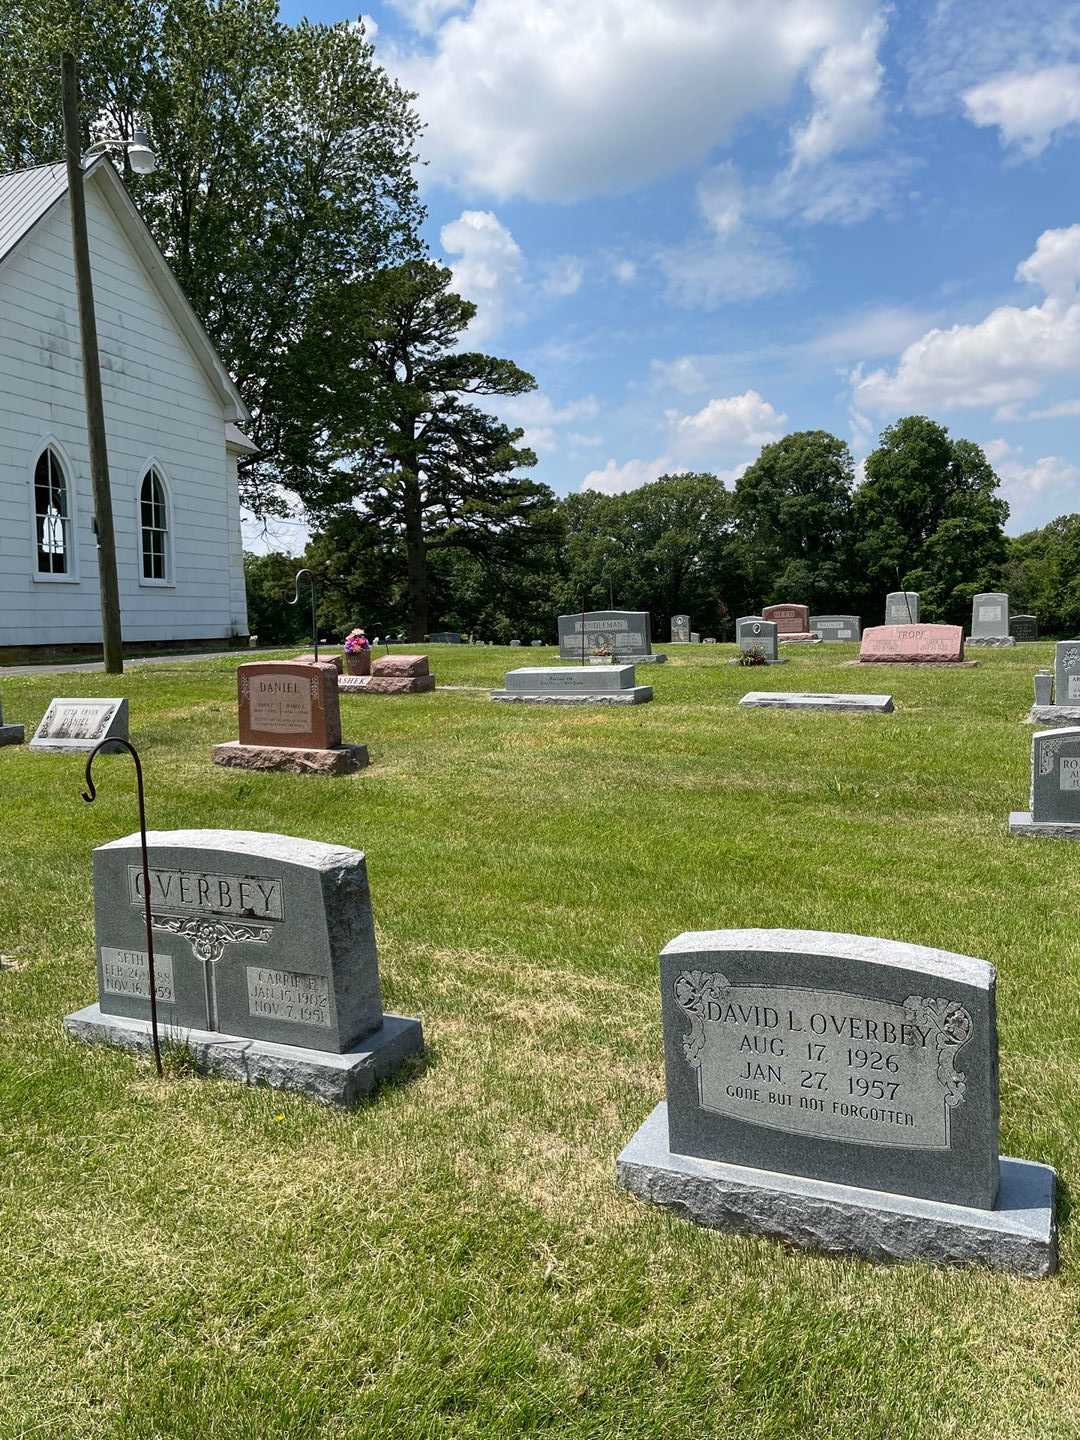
0, 157, 251, 659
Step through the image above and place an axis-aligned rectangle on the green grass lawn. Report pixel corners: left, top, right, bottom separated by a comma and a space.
0, 642, 1076, 1440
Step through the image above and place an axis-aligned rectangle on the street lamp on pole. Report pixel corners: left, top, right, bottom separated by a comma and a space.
61, 53, 157, 675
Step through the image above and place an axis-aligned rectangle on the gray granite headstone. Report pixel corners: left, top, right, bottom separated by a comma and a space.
1010, 728, 1080, 836
1010, 615, 1038, 642
0, 694, 24, 746
558, 610, 653, 661
657, 930, 998, 1208
428, 631, 463, 644
690, 632, 701, 644
885, 591, 920, 625
969, 592, 1012, 644
671, 614, 691, 643
30, 698, 128, 753
616, 928, 1057, 1274
65, 830, 423, 1101
809, 615, 862, 642
735, 616, 780, 663
1054, 640, 1080, 705
491, 665, 652, 705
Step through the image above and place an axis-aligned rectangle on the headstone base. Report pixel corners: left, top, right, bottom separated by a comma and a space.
739, 692, 893, 713
339, 675, 436, 695
624, 653, 668, 664
727, 657, 787, 666
1028, 705, 1080, 725
0, 723, 24, 746
63, 1003, 423, 1106
1008, 810, 1080, 840
967, 636, 1015, 647
779, 633, 821, 644
849, 659, 978, 668
617, 1103, 1056, 1277
212, 740, 369, 775
490, 686, 652, 705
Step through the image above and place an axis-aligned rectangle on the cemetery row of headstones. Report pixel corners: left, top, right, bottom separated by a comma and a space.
0, 615, 1063, 1278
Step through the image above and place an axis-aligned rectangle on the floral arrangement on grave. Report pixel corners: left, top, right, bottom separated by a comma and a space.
738, 645, 769, 667
344, 627, 372, 675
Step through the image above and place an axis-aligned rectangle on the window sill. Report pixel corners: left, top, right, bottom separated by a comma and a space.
139, 577, 176, 589
32, 571, 80, 584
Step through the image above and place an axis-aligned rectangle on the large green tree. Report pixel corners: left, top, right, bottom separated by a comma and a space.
0, 0, 423, 513
855, 417, 1008, 623
1005, 515, 1080, 636
558, 473, 738, 638
282, 260, 559, 641
733, 430, 857, 611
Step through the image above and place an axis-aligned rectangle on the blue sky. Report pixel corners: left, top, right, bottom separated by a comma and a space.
273, 0, 1080, 539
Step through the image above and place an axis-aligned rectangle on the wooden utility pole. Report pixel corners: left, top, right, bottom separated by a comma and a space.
61, 52, 124, 674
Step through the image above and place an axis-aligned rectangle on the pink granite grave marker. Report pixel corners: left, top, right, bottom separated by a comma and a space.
859, 624, 965, 664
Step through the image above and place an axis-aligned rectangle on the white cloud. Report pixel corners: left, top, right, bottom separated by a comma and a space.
1016, 225, 1080, 300
809, 305, 942, 361
985, 437, 1080, 525
390, 0, 887, 202
1029, 398, 1080, 418
495, 391, 599, 455
611, 258, 638, 285
388, 0, 466, 34
541, 256, 584, 297
580, 389, 785, 494
582, 455, 672, 495
790, 13, 887, 168
763, 154, 916, 226
660, 234, 798, 308
669, 390, 787, 455
650, 356, 710, 395
698, 162, 744, 237
963, 64, 1080, 156
905, 0, 1080, 118
850, 224, 1080, 413
440, 209, 525, 341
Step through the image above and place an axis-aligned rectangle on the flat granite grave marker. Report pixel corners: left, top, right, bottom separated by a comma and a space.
64, 829, 423, 1103
1010, 726, 1080, 838
809, 615, 861, 642
1011, 615, 1038, 642
885, 591, 920, 624
491, 664, 652, 705
0, 694, 24, 746
213, 662, 368, 776
761, 602, 815, 642
858, 625, 968, 665
735, 617, 785, 665
339, 653, 436, 695
30, 698, 127, 753
616, 929, 1057, 1274
740, 692, 893, 714
557, 610, 666, 664
671, 614, 691, 643
968, 592, 1014, 646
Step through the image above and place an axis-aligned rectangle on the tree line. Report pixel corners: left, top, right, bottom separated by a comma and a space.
249, 412, 1079, 645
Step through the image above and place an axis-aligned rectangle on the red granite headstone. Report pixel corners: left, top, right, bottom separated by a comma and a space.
859, 624, 965, 664
373, 655, 429, 677
762, 603, 810, 636
238, 662, 342, 748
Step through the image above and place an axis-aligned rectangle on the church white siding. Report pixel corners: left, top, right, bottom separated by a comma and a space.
0, 167, 249, 650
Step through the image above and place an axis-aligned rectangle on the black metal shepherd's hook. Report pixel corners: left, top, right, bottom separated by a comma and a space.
288, 568, 319, 660
82, 739, 162, 1077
